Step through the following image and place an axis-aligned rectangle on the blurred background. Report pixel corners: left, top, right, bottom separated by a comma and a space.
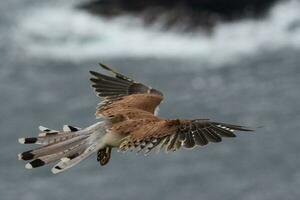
1, 0, 300, 200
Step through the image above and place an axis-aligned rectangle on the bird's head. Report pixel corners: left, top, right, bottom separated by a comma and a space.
149, 88, 163, 97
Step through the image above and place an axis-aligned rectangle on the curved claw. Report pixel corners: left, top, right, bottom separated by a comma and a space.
97, 147, 112, 166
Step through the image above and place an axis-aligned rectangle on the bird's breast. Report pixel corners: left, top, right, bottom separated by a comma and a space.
101, 131, 125, 147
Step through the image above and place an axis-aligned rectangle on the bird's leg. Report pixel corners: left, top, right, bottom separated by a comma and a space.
97, 147, 112, 166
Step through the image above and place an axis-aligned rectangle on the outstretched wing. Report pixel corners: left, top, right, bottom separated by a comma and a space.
90, 63, 164, 118
119, 119, 253, 154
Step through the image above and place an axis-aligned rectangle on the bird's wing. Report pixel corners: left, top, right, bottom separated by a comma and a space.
119, 119, 253, 154
90, 63, 164, 118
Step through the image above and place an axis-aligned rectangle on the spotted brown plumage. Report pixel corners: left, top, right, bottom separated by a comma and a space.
90, 64, 253, 155
18, 63, 254, 174
118, 119, 253, 153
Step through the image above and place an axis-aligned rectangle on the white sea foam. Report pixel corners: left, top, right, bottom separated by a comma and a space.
14, 0, 300, 64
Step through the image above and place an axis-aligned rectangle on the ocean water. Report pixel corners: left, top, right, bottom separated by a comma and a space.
1, 0, 300, 200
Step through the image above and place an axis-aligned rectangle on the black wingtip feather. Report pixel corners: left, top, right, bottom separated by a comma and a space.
30, 159, 45, 168
90, 70, 100, 77
68, 126, 79, 132
212, 122, 255, 132
99, 63, 111, 71
90, 78, 98, 83
20, 151, 34, 160
24, 137, 38, 144
55, 166, 62, 170
90, 70, 131, 85
99, 63, 134, 82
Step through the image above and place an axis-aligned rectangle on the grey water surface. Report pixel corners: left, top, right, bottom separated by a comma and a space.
1, 1, 300, 200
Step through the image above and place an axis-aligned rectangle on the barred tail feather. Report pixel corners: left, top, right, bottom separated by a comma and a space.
25, 140, 88, 169
51, 145, 97, 174
18, 121, 109, 173
18, 125, 85, 146
19, 135, 89, 161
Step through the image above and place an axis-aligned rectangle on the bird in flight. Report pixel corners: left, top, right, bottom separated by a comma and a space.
18, 63, 253, 174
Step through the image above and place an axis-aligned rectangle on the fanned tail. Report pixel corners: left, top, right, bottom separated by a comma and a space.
18, 121, 109, 174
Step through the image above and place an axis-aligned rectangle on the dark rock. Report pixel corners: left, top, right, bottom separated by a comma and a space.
78, 0, 281, 30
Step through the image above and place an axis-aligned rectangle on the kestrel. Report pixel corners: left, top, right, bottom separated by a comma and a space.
18, 63, 253, 174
